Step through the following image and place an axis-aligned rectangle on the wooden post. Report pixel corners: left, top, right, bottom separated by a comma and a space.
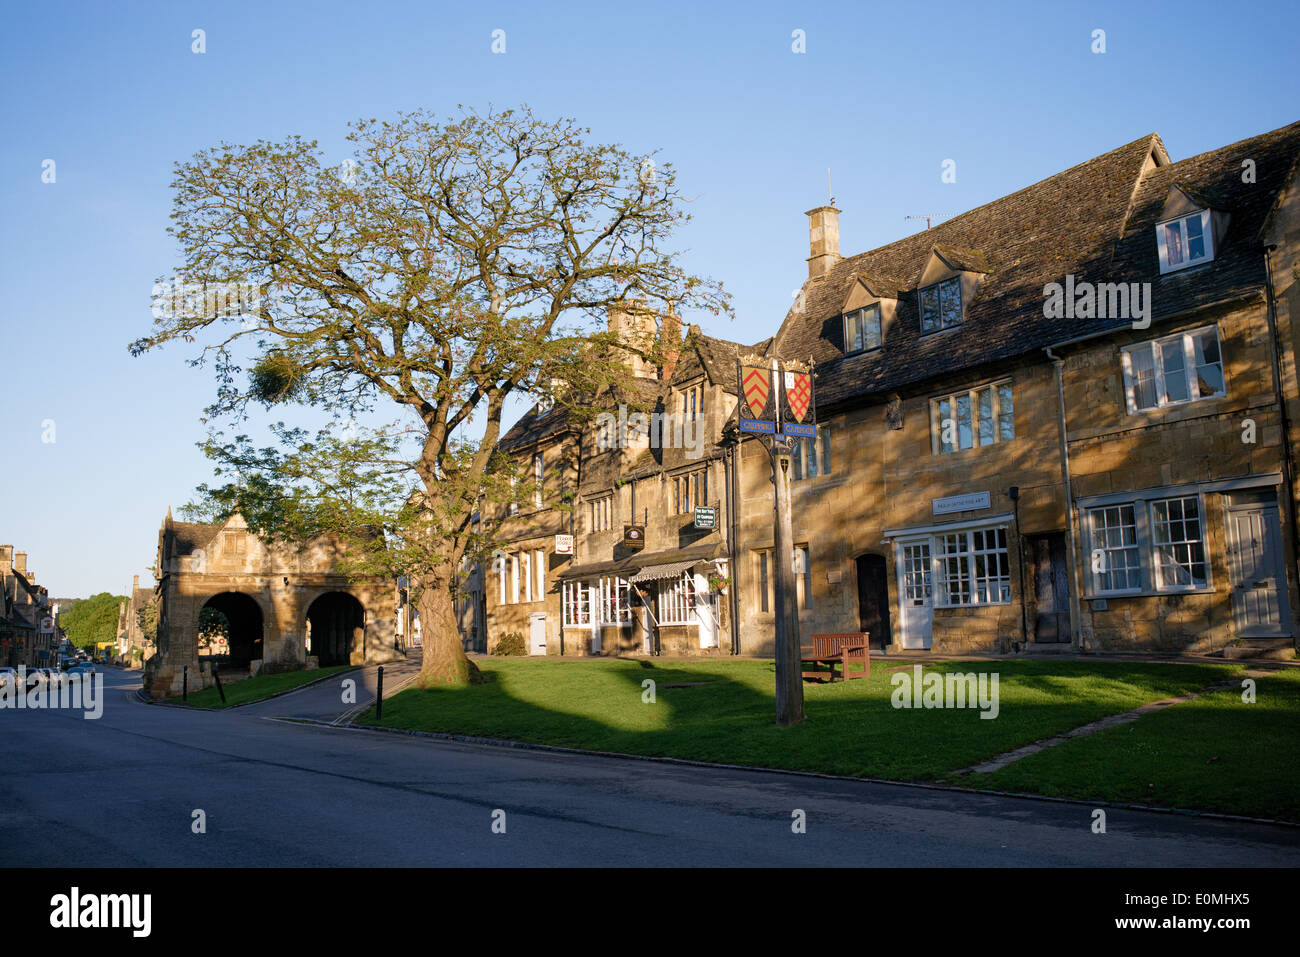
771, 406, 805, 724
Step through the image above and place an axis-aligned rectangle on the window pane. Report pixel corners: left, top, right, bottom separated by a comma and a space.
864, 305, 882, 349
1151, 496, 1207, 589
1185, 213, 1205, 261
820, 430, 831, 475
921, 286, 939, 333
1192, 330, 1224, 397
1129, 346, 1158, 410
1164, 220, 1185, 266
1161, 338, 1189, 403
937, 399, 954, 453
978, 386, 994, 446
998, 383, 1014, 440
956, 394, 972, 449
845, 310, 861, 351
791, 439, 803, 480
939, 278, 962, 329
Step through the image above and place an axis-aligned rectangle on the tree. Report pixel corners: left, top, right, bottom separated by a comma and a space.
131, 106, 728, 687
60, 593, 127, 650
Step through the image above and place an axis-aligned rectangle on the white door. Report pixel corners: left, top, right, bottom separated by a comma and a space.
1227, 504, 1291, 637
696, 573, 718, 649
897, 539, 933, 649
529, 613, 547, 655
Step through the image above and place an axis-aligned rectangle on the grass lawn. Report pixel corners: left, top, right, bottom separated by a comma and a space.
974, 668, 1300, 821
177, 665, 356, 709
356, 657, 1239, 783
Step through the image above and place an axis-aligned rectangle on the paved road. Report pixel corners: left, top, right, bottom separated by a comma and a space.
236, 659, 423, 723
2, 666, 1298, 866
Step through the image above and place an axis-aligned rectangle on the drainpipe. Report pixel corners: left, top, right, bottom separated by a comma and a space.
1044, 347, 1084, 651
1262, 246, 1300, 638
725, 437, 742, 654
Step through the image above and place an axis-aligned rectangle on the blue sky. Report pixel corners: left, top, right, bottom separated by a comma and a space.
2, 0, 1296, 598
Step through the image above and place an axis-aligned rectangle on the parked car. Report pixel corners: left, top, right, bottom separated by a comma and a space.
0, 667, 18, 691
25, 667, 55, 690
63, 662, 97, 681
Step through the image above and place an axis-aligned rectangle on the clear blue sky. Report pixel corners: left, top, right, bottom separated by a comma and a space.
2, 0, 1296, 598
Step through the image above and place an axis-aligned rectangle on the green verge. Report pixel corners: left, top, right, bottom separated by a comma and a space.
354, 658, 1236, 782
972, 668, 1300, 821
176, 665, 356, 709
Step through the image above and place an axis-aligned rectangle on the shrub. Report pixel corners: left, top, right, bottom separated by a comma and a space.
492, 632, 528, 656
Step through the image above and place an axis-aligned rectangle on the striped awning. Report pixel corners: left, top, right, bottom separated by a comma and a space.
628, 560, 699, 583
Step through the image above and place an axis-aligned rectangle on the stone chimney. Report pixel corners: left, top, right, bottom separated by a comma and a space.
15, 551, 27, 574
133, 574, 140, 592
805, 205, 841, 277
660, 307, 683, 380
0, 545, 12, 573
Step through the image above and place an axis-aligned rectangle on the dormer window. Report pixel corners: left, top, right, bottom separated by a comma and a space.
920, 277, 962, 334
844, 304, 882, 354
1158, 210, 1214, 273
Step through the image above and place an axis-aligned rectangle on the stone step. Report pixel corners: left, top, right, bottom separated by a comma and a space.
1224, 638, 1297, 660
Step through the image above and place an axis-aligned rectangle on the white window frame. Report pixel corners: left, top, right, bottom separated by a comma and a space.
657, 571, 698, 625
510, 554, 520, 604
843, 304, 882, 354
535, 550, 546, 600
1086, 504, 1143, 595
932, 526, 1011, 608
562, 580, 591, 626
1121, 325, 1226, 413
930, 379, 1014, 454
1157, 209, 1215, 274
1083, 491, 1212, 596
533, 453, 545, 508
795, 545, 812, 609
597, 576, 632, 625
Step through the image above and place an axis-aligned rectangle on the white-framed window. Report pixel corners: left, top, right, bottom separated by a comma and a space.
562, 580, 591, 626
844, 304, 882, 354
1121, 325, 1225, 413
791, 429, 831, 480
497, 555, 507, 606
533, 453, 545, 508
590, 495, 612, 532
1157, 209, 1214, 274
1085, 492, 1210, 595
534, 550, 546, 600
657, 571, 697, 625
674, 470, 707, 514
510, 553, 520, 604
597, 576, 632, 624
920, 277, 963, 334
508, 476, 519, 516
934, 527, 1010, 607
930, 380, 1014, 454
1088, 505, 1142, 593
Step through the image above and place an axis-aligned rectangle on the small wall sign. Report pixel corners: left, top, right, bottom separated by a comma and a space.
932, 491, 991, 515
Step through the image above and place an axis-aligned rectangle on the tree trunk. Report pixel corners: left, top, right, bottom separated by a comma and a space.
416, 578, 470, 687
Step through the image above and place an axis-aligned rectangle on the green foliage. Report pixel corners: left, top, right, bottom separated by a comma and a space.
491, 632, 527, 656
60, 593, 127, 649
136, 598, 159, 645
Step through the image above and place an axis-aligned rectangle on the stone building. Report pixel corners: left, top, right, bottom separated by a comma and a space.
115, 574, 156, 667
0, 546, 56, 667
477, 303, 763, 656
733, 120, 1300, 657
143, 509, 400, 698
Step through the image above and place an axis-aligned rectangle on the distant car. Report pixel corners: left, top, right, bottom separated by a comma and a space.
25, 667, 55, 690
63, 662, 97, 681
0, 667, 18, 691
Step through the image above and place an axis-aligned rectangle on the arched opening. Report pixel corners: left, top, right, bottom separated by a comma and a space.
200, 592, 264, 669
306, 592, 365, 667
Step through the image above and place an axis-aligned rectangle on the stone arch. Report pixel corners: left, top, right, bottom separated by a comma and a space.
304, 591, 366, 667
199, 592, 267, 668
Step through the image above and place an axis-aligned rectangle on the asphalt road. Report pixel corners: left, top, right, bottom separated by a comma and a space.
2, 665, 1298, 866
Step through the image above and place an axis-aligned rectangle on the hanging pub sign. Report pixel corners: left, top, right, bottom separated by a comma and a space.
694, 506, 717, 529
780, 359, 816, 438
554, 534, 574, 555
737, 355, 776, 434
623, 525, 646, 550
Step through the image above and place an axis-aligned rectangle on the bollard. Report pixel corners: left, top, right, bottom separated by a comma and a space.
213, 667, 226, 704
182, 665, 188, 703
375, 665, 384, 722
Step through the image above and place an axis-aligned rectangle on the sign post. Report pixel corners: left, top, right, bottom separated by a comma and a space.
738, 354, 813, 727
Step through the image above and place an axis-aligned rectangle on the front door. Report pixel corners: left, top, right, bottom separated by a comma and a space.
855, 554, 892, 649
896, 539, 933, 650
529, 612, 547, 655
1227, 499, 1291, 637
1031, 533, 1072, 642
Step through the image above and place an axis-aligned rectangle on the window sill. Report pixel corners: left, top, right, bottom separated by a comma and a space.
1086, 588, 1213, 600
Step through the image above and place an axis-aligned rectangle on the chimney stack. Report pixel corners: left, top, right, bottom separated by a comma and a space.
607, 299, 658, 379
660, 307, 683, 380
805, 205, 841, 278
15, 551, 27, 574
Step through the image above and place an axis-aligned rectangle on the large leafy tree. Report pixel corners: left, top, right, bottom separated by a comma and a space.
60, 592, 127, 650
132, 106, 728, 687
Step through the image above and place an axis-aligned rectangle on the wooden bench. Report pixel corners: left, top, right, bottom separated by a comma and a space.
800, 632, 870, 683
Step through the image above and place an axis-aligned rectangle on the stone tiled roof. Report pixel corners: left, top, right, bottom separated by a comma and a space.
166, 521, 221, 555
775, 121, 1300, 412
